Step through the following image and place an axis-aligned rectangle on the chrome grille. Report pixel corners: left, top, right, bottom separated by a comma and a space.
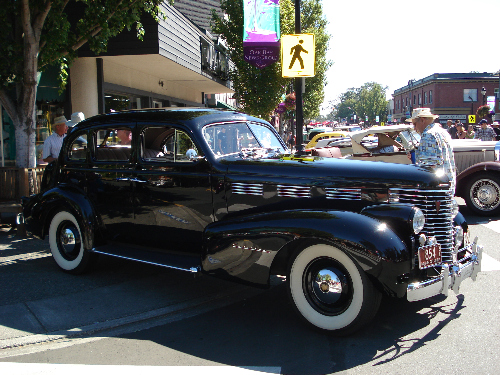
389, 188, 454, 262
232, 182, 263, 196
277, 185, 311, 198
326, 188, 362, 200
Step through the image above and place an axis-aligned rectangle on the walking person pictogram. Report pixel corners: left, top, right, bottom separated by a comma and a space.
289, 39, 308, 70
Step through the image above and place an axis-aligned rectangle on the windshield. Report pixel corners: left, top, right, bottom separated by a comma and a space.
398, 129, 421, 151
203, 121, 287, 157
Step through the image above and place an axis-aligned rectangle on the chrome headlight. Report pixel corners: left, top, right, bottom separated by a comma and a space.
411, 207, 425, 234
451, 198, 459, 218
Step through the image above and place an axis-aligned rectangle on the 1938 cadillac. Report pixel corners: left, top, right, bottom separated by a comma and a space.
22, 108, 483, 335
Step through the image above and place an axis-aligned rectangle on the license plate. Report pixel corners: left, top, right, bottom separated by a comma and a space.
418, 243, 442, 269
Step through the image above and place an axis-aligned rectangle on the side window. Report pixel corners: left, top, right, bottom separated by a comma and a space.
141, 126, 200, 162
67, 132, 88, 161
93, 127, 132, 162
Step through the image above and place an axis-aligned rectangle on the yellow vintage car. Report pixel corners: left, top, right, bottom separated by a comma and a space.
305, 131, 350, 149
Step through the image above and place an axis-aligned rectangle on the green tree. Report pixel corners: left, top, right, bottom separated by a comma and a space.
0, 0, 166, 169
332, 83, 388, 124
211, 0, 331, 121
356, 82, 388, 124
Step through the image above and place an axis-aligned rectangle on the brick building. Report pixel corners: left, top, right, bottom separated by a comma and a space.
392, 72, 499, 125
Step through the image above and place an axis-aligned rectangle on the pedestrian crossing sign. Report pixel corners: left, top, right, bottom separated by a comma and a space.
281, 34, 315, 78
469, 115, 476, 124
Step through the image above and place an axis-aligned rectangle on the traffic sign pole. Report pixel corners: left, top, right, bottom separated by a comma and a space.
295, 0, 304, 154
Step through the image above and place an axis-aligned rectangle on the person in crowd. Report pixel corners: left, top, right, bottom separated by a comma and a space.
465, 124, 475, 139
474, 119, 496, 141
448, 120, 457, 139
66, 112, 85, 128
455, 123, 467, 139
116, 129, 132, 145
42, 116, 68, 163
442, 119, 452, 130
407, 108, 456, 192
490, 121, 500, 141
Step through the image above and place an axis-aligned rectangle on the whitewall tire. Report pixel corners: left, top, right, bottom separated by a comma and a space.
288, 244, 381, 335
49, 211, 94, 274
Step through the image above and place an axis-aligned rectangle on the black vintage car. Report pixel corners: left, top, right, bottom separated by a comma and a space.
23, 108, 483, 335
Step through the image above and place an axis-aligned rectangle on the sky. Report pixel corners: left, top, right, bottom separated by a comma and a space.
319, 0, 500, 114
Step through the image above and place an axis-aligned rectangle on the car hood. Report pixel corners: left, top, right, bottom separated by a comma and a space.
221, 155, 446, 190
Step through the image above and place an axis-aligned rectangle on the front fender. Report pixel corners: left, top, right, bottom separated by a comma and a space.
202, 209, 411, 295
24, 185, 97, 250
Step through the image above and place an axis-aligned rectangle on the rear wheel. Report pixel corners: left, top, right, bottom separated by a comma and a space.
287, 244, 381, 335
464, 173, 500, 216
49, 211, 95, 274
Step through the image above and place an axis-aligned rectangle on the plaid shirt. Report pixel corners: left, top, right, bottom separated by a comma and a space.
416, 123, 457, 192
474, 126, 496, 141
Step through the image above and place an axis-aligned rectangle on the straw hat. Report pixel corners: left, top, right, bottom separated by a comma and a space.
53, 116, 67, 125
405, 108, 439, 122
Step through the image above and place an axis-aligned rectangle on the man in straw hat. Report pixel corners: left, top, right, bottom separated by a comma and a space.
407, 108, 457, 192
42, 115, 68, 163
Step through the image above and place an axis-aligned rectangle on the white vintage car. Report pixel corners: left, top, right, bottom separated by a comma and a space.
310, 124, 500, 216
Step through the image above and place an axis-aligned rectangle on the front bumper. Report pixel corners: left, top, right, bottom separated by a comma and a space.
407, 236, 482, 302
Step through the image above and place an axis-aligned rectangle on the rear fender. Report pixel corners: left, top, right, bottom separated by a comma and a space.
202, 209, 410, 295
27, 186, 97, 250
456, 162, 500, 197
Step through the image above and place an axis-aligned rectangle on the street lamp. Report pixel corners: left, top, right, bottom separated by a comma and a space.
481, 86, 486, 105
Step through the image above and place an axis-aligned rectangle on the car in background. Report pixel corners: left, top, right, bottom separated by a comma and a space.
312, 124, 500, 216
311, 124, 417, 161
453, 139, 500, 216
335, 125, 363, 132
305, 131, 350, 150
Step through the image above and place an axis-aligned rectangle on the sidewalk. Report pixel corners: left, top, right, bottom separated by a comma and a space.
0, 227, 261, 352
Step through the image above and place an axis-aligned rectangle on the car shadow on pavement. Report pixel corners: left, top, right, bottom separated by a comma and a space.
116, 283, 464, 375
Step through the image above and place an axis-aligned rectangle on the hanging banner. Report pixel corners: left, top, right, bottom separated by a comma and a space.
243, 0, 280, 69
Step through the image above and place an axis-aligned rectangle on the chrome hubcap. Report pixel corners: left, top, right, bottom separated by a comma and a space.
313, 268, 344, 304
303, 257, 352, 316
57, 222, 81, 261
471, 179, 500, 210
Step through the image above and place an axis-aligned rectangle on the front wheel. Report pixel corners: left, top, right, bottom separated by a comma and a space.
49, 211, 96, 274
464, 173, 500, 216
287, 244, 381, 335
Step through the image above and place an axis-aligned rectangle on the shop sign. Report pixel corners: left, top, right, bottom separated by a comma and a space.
439, 115, 467, 120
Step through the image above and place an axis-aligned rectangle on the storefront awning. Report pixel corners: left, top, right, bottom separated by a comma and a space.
215, 101, 238, 111
36, 65, 66, 102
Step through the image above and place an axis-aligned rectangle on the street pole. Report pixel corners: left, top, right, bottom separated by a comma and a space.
294, 0, 304, 153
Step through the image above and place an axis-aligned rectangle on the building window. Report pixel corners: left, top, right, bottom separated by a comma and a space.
418, 94, 421, 105
413, 95, 416, 105
429, 90, 433, 104
464, 89, 477, 102
424, 92, 427, 104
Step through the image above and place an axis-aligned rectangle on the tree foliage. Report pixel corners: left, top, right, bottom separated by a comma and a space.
332, 82, 389, 124
211, 0, 331, 120
0, 0, 167, 169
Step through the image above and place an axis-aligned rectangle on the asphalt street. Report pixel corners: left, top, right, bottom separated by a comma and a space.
0, 201, 499, 374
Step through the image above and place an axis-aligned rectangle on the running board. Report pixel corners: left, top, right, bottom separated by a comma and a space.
91, 244, 200, 273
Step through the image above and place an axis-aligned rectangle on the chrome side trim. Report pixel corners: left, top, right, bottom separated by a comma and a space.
326, 188, 361, 200
407, 237, 482, 302
91, 249, 200, 273
277, 185, 311, 198
231, 182, 263, 196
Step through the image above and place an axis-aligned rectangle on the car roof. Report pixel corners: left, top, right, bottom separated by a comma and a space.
69, 108, 263, 133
